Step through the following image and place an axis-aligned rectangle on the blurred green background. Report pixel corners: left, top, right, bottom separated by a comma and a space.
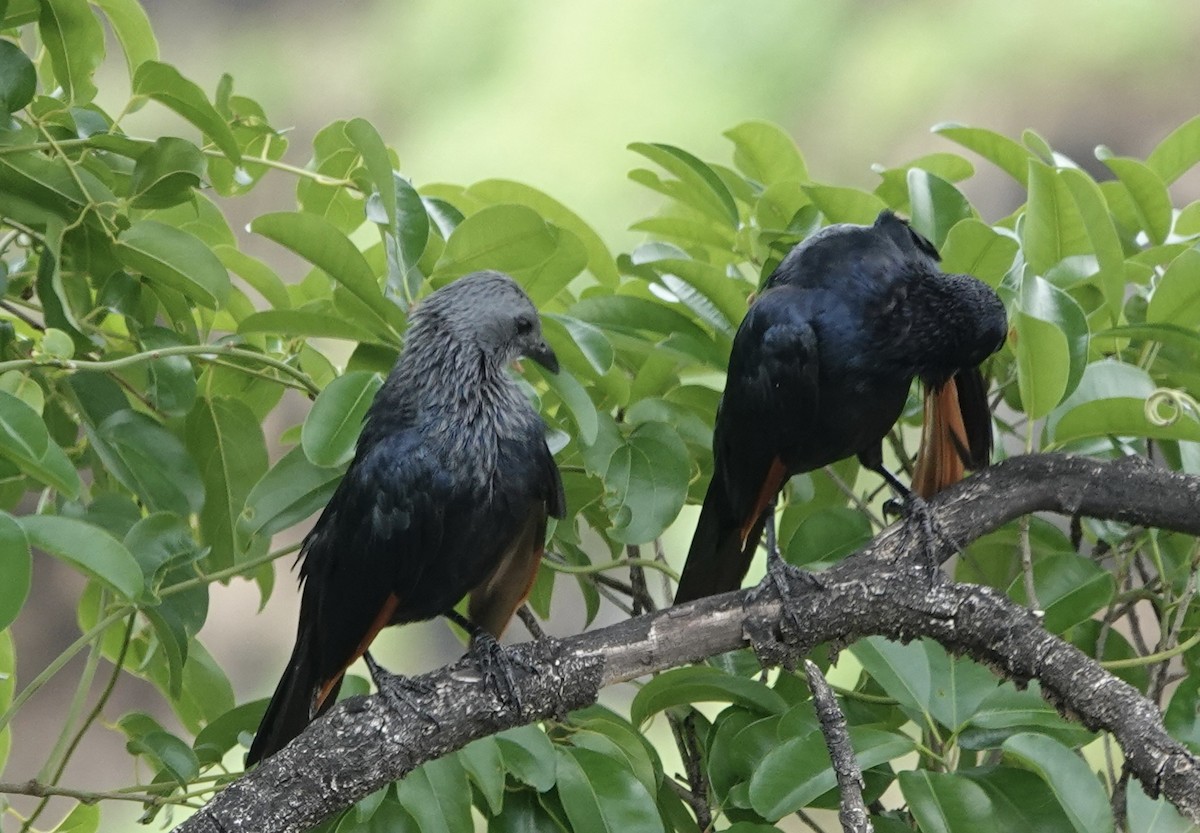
13, 0, 1200, 829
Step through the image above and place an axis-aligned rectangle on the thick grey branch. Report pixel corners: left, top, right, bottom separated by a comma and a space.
177, 454, 1200, 832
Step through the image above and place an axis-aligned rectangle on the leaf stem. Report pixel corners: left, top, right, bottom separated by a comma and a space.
542, 556, 680, 582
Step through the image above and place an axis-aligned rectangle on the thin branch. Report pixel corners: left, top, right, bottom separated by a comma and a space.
804, 660, 872, 833
176, 454, 1200, 833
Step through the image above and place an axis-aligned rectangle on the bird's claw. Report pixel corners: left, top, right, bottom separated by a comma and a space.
363, 652, 440, 727
468, 631, 535, 715
894, 493, 951, 586
745, 554, 823, 670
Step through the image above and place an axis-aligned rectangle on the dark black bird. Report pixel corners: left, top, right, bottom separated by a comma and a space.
674, 210, 1007, 604
248, 271, 565, 764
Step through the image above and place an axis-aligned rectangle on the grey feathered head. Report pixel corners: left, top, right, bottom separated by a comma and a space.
408, 271, 559, 373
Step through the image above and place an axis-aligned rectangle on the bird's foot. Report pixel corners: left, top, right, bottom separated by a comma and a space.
745, 552, 824, 671
893, 493, 953, 587
468, 631, 537, 715
363, 652, 440, 727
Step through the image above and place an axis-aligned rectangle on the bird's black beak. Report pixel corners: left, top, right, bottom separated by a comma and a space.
527, 340, 559, 374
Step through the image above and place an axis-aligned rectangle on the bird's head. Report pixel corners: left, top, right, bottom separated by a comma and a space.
416, 271, 559, 374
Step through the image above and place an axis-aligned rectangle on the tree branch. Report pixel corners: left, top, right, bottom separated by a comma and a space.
804, 660, 872, 833
176, 454, 1200, 832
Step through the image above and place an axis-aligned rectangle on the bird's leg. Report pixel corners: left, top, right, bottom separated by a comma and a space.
445, 610, 536, 714
746, 499, 823, 670
363, 651, 439, 726
870, 464, 946, 586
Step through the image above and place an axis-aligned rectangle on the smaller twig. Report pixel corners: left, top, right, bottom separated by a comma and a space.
824, 466, 885, 529
0, 779, 184, 807
653, 538, 673, 604
626, 545, 654, 615
1019, 515, 1040, 611
516, 605, 545, 640
667, 710, 711, 831
804, 659, 873, 833
0, 299, 44, 331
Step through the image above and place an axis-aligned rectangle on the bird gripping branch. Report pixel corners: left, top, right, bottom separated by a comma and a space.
675, 210, 1008, 604
248, 270, 565, 764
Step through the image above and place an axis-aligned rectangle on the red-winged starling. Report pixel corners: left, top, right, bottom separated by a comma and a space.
248, 270, 565, 764
674, 210, 1007, 604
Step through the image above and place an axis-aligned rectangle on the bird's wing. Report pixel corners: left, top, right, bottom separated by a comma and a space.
468, 436, 562, 637
675, 287, 819, 603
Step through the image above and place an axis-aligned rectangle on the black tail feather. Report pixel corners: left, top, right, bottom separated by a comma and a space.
675, 480, 765, 605
246, 624, 338, 766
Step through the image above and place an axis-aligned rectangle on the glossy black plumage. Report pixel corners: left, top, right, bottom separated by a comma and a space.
248, 271, 565, 764
674, 211, 1007, 604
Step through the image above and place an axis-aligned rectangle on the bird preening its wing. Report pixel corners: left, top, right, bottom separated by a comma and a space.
247, 271, 566, 765
674, 210, 1008, 605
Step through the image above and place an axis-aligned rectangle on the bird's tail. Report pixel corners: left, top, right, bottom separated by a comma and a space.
245, 624, 342, 766
676, 475, 768, 607
912, 367, 993, 498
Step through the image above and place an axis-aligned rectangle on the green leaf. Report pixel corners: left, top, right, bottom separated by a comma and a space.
802, 184, 887, 224
345, 117, 396, 226
1008, 554, 1114, 633
464, 179, 619, 286
543, 315, 613, 376
215, 245, 290, 311
1127, 775, 1197, 833
21, 515, 143, 600
192, 699, 268, 765
132, 61, 240, 163
850, 636, 932, 720
901, 770, 994, 833
239, 445, 344, 543
724, 120, 807, 184
959, 682, 1094, 750
630, 666, 786, 725
46, 802, 100, 833
130, 136, 205, 208
0, 511, 30, 629
604, 421, 689, 544
186, 397, 269, 571
783, 506, 872, 567
125, 726, 201, 785
537, 366, 598, 446
1059, 167, 1126, 324
1047, 360, 1200, 448
1002, 733, 1113, 833
90, 0, 158, 79
457, 736, 506, 816
1148, 247, 1200, 330
301, 372, 382, 468
1145, 115, 1200, 185
39, 0, 105, 104
1098, 151, 1172, 245
748, 727, 914, 820
238, 307, 380, 342
495, 725, 556, 792
1014, 273, 1089, 419
934, 123, 1034, 184
94, 410, 204, 517
937, 219, 1019, 289
555, 746, 664, 833
124, 512, 202, 583
376, 174, 430, 304
0, 389, 81, 497
0, 40, 35, 116
1022, 161, 1091, 276
434, 204, 570, 297
629, 142, 738, 227
395, 756, 473, 833
906, 169, 973, 248
114, 220, 231, 309
252, 211, 398, 335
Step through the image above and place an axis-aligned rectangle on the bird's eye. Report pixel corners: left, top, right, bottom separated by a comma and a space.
515, 316, 534, 335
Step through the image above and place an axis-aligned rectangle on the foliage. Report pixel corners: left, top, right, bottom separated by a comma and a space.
0, 3, 1198, 833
